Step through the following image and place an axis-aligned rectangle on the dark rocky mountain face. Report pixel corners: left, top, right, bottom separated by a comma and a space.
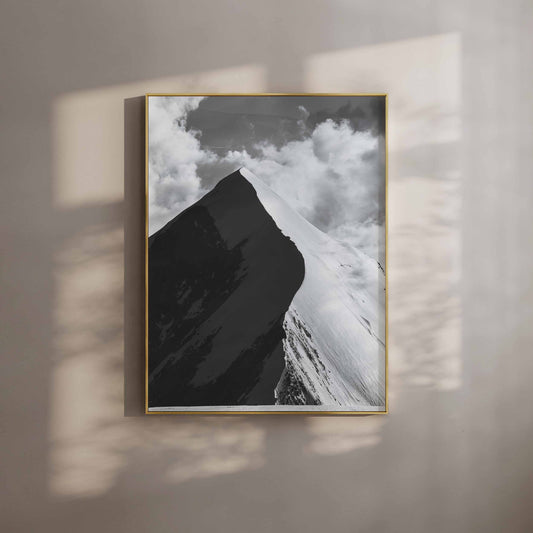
148, 170, 304, 407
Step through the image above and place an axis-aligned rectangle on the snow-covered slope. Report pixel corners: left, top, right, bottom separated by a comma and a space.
240, 168, 385, 408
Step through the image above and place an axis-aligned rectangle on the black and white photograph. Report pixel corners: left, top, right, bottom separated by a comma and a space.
147, 94, 387, 412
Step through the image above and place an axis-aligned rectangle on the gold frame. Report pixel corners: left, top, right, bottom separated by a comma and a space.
144, 93, 388, 415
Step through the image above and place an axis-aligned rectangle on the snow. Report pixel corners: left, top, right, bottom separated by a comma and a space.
239, 168, 386, 408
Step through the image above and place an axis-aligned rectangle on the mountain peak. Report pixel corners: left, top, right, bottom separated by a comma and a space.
238, 166, 256, 180
238, 167, 266, 190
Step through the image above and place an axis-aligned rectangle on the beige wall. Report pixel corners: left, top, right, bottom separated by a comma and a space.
1, 1, 532, 532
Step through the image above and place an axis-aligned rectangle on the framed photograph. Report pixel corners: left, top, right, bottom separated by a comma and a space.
145, 93, 387, 414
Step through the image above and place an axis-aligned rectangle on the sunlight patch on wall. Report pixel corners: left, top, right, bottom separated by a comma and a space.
306, 417, 385, 455
50, 64, 267, 499
305, 33, 462, 404
50, 223, 266, 498
50, 223, 126, 498
305, 33, 460, 150
52, 64, 266, 208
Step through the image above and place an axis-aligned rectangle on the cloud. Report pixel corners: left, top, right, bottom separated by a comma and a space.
296, 105, 310, 135
220, 118, 384, 229
148, 96, 216, 234
149, 99, 385, 262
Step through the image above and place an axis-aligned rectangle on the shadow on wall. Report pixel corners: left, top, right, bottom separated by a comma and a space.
45, 34, 463, 520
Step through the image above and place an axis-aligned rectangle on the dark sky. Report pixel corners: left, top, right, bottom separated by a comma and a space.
187, 95, 385, 157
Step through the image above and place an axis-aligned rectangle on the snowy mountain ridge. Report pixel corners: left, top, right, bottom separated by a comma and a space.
239, 168, 385, 408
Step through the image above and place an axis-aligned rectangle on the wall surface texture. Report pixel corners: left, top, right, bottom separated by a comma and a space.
1, 1, 532, 532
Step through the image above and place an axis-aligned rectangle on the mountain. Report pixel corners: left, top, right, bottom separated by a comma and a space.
148, 170, 304, 407
148, 168, 385, 410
